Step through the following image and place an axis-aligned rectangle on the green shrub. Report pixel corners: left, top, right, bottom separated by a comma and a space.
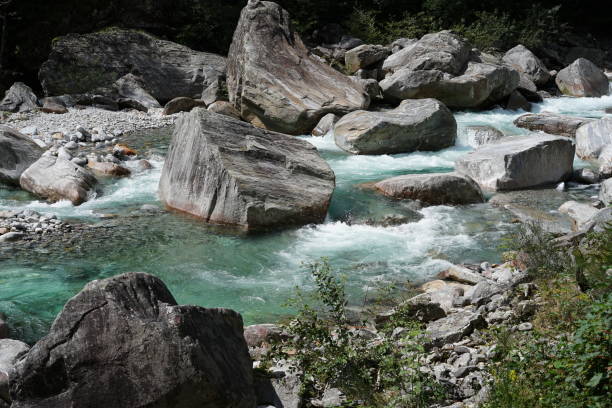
267, 259, 443, 407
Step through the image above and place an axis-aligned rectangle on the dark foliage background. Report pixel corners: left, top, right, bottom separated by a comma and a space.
0, 0, 610, 91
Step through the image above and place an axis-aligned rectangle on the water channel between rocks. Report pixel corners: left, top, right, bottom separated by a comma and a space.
1, 94, 610, 343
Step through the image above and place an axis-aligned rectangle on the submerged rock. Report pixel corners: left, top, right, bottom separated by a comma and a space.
555, 58, 609, 97
9, 272, 255, 408
19, 155, 98, 205
333, 98, 456, 155
0, 126, 44, 186
159, 108, 335, 231
575, 117, 612, 160
39, 28, 226, 103
227, 0, 368, 135
0, 83, 38, 113
373, 172, 484, 205
502, 44, 550, 86
455, 135, 575, 191
514, 113, 594, 138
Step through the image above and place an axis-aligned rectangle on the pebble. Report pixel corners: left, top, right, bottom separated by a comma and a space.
517, 322, 533, 331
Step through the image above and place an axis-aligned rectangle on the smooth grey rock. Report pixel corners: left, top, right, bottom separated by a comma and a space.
373, 172, 484, 205
9, 272, 255, 408
382, 31, 471, 75
600, 178, 612, 205
466, 126, 504, 146
39, 28, 226, 103
455, 134, 575, 191
227, 0, 368, 135
0, 126, 43, 186
41, 99, 68, 114
345, 44, 390, 74
381, 62, 519, 108
437, 265, 487, 285
162, 97, 206, 115
113, 74, 161, 109
559, 200, 602, 232
207, 101, 242, 120
506, 90, 531, 111
575, 117, 612, 160
514, 113, 594, 137
555, 58, 609, 97
311, 113, 339, 136
333, 98, 456, 155
159, 108, 335, 231
465, 281, 506, 306
19, 155, 98, 205
426, 311, 487, 347
0, 339, 30, 404
502, 44, 550, 86
0, 232, 24, 243
0, 83, 38, 113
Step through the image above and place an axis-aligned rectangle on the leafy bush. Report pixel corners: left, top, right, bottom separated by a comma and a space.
267, 259, 443, 407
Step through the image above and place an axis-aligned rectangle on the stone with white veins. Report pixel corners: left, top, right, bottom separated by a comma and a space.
575, 117, 612, 160
159, 108, 335, 231
455, 134, 575, 191
555, 58, 609, 97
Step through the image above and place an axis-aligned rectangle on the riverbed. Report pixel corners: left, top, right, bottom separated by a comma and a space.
1, 94, 610, 343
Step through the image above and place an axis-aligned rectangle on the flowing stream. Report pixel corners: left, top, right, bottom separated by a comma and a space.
1, 94, 610, 344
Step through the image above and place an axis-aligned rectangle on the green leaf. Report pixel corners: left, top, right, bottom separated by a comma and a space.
586, 373, 603, 388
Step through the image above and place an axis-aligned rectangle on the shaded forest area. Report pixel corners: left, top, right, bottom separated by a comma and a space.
1, 0, 610, 92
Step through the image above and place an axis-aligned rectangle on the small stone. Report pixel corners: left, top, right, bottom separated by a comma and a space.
517, 322, 533, 331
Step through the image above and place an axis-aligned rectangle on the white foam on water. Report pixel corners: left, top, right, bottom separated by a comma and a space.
535, 93, 612, 117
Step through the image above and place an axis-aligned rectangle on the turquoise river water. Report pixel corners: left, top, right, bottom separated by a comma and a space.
1, 94, 611, 344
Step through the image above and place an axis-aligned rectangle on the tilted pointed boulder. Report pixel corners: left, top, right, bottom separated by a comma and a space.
9, 272, 256, 408
159, 109, 335, 231
227, 0, 369, 135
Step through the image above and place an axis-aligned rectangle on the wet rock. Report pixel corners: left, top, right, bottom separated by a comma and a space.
466, 126, 504, 146
555, 58, 609, 97
334, 98, 456, 155
514, 113, 594, 138
311, 113, 339, 136
345, 44, 390, 74
159, 108, 335, 231
502, 44, 550, 86
575, 117, 612, 160
10, 272, 255, 408
39, 28, 226, 103
382, 31, 471, 75
87, 160, 131, 177
373, 172, 484, 205
207, 101, 242, 120
19, 155, 98, 205
426, 311, 487, 348
455, 134, 575, 191
0, 126, 44, 186
162, 97, 206, 115
0, 83, 38, 113
0, 232, 24, 243
600, 178, 612, 205
227, 0, 368, 135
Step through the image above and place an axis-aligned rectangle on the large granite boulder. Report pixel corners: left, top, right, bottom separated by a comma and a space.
227, 0, 368, 135
380, 62, 519, 108
0, 126, 43, 186
113, 74, 161, 109
600, 178, 612, 206
39, 28, 226, 103
455, 135, 575, 191
559, 201, 600, 231
345, 44, 390, 74
382, 31, 471, 75
159, 109, 335, 231
555, 58, 609, 97
333, 98, 456, 155
514, 113, 594, 137
0, 339, 30, 405
0, 83, 38, 113
9, 272, 255, 408
502, 45, 550, 86
575, 118, 612, 160
373, 172, 484, 205
19, 155, 98, 205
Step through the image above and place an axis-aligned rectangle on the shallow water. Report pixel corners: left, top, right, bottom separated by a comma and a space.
1, 95, 610, 344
